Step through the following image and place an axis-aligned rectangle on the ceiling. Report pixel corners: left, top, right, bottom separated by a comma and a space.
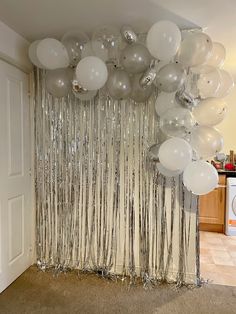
0, 0, 199, 41
0, 0, 236, 74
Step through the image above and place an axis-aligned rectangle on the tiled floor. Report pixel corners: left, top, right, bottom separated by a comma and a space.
200, 231, 236, 286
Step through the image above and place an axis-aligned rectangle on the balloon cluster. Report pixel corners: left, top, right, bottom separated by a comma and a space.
29, 21, 234, 195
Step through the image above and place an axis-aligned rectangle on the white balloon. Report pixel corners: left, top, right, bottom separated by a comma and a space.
193, 98, 227, 126
190, 64, 215, 75
155, 92, 180, 116
183, 160, 218, 195
206, 42, 226, 68
28, 40, 45, 68
190, 126, 224, 159
76, 56, 108, 90
157, 163, 182, 177
158, 137, 193, 171
36, 38, 69, 70
177, 32, 213, 67
146, 20, 181, 60
197, 68, 221, 98
214, 69, 234, 98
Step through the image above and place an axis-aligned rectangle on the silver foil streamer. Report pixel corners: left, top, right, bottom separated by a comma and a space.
34, 69, 200, 286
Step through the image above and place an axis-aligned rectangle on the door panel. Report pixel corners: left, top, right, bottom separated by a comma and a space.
0, 60, 32, 293
8, 195, 24, 264
8, 78, 24, 177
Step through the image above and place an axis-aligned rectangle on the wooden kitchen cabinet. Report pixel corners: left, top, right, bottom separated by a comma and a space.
199, 174, 226, 233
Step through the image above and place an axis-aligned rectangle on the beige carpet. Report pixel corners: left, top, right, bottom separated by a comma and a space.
0, 266, 236, 314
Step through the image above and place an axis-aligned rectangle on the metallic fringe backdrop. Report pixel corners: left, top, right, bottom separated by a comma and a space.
34, 69, 200, 286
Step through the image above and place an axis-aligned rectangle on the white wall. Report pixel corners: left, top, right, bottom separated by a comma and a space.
0, 20, 32, 72
217, 87, 236, 154
216, 45, 236, 155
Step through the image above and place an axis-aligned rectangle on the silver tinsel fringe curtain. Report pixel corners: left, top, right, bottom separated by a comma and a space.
34, 70, 200, 285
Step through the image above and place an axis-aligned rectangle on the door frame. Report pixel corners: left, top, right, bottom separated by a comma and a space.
28, 71, 36, 263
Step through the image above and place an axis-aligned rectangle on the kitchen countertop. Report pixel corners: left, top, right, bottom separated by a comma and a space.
217, 170, 236, 177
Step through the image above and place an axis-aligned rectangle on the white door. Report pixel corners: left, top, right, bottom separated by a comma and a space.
0, 60, 33, 293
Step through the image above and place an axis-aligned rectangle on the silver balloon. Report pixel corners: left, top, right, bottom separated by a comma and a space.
107, 68, 131, 100
72, 79, 87, 93
148, 144, 160, 161
160, 107, 196, 138
157, 129, 171, 143
72, 79, 97, 100
81, 40, 109, 62
61, 30, 89, 67
74, 89, 97, 101
92, 25, 121, 49
120, 25, 137, 44
155, 62, 186, 93
139, 62, 157, 88
121, 43, 152, 74
157, 163, 183, 177
45, 68, 73, 98
175, 89, 200, 109
130, 74, 154, 103
92, 25, 121, 63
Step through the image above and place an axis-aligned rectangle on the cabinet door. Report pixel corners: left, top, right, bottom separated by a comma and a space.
199, 175, 226, 225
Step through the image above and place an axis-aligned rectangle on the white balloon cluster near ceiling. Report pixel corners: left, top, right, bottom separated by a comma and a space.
29, 20, 234, 196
